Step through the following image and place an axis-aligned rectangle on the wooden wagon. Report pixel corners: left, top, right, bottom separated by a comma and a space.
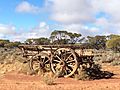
19, 45, 94, 77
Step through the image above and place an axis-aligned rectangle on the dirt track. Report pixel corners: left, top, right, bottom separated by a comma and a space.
0, 64, 120, 90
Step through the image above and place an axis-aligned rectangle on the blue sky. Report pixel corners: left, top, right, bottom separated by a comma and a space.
0, 0, 120, 41
0, 0, 48, 30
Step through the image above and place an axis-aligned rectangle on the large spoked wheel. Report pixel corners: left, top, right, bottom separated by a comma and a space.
29, 52, 50, 73
51, 48, 78, 77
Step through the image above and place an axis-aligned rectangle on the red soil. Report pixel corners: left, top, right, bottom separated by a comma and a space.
0, 64, 120, 90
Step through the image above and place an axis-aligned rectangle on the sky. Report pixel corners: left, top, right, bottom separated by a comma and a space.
0, 0, 120, 42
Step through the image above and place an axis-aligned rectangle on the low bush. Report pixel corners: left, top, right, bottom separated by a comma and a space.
42, 72, 57, 85
94, 50, 120, 66
75, 69, 90, 80
75, 63, 114, 80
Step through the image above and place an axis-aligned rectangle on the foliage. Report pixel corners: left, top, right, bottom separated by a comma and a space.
111, 60, 120, 66
24, 39, 33, 44
42, 72, 57, 85
50, 30, 83, 44
87, 36, 107, 49
106, 36, 120, 52
75, 63, 113, 80
0, 39, 10, 47
18, 62, 32, 75
0, 30, 119, 53
75, 69, 90, 80
4, 42, 21, 48
107, 34, 120, 40
50, 30, 69, 44
67, 32, 83, 44
94, 50, 120, 66
25, 37, 50, 45
34, 38, 50, 45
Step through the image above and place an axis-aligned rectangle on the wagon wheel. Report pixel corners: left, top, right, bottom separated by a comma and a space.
51, 48, 78, 77
29, 52, 50, 73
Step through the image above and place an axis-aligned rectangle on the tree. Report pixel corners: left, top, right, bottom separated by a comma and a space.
0, 39, 10, 47
24, 39, 34, 44
50, 30, 83, 44
34, 38, 50, 45
106, 36, 120, 52
4, 41, 21, 48
67, 32, 83, 44
50, 30, 69, 44
107, 34, 120, 40
87, 36, 107, 49
24, 38, 50, 45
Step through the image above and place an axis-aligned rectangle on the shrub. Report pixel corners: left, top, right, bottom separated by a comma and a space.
111, 60, 120, 66
18, 63, 33, 75
75, 63, 113, 80
42, 72, 57, 85
75, 69, 90, 80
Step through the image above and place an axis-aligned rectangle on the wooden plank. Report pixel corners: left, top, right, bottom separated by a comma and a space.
19, 44, 90, 50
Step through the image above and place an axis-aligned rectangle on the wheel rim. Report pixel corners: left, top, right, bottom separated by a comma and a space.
30, 52, 50, 73
51, 48, 78, 77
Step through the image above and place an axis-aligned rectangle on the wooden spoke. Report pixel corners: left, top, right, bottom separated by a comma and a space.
42, 57, 46, 63
55, 55, 62, 61
51, 48, 78, 77
65, 54, 72, 61
66, 65, 73, 71
67, 60, 75, 64
44, 58, 50, 64
29, 52, 50, 73
53, 59, 61, 63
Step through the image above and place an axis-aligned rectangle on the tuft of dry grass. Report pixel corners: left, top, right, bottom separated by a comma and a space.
18, 62, 33, 75
75, 69, 90, 80
42, 72, 57, 85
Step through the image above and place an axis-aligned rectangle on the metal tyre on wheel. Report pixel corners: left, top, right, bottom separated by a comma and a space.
51, 48, 78, 77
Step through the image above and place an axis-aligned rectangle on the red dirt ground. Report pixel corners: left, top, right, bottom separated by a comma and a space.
0, 64, 120, 90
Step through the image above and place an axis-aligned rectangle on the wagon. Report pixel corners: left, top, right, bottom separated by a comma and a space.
19, 45, 94, 77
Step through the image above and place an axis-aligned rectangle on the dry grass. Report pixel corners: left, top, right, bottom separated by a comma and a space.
42, 72, 57, 85
94, 50, 120, 66
18, 62, 33, 75
75, 69, 90, 80
0, 48, 114, 82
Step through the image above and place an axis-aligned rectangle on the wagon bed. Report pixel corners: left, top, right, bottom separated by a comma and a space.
19, 44, 90, 50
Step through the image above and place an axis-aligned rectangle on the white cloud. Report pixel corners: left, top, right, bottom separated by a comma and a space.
0, 24, 16, 35
0, 22, 51, 42
6, 0, 120, 41
45, 0, 120, 36
50, 0, 95, 24
0, 24, 16, 40
60, 24, 99, 37
12, 22, 51, 41
16, 1, 40, 13
95, 18, 120, 35
31, 22, 50, 36
91, 0, 120, 22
